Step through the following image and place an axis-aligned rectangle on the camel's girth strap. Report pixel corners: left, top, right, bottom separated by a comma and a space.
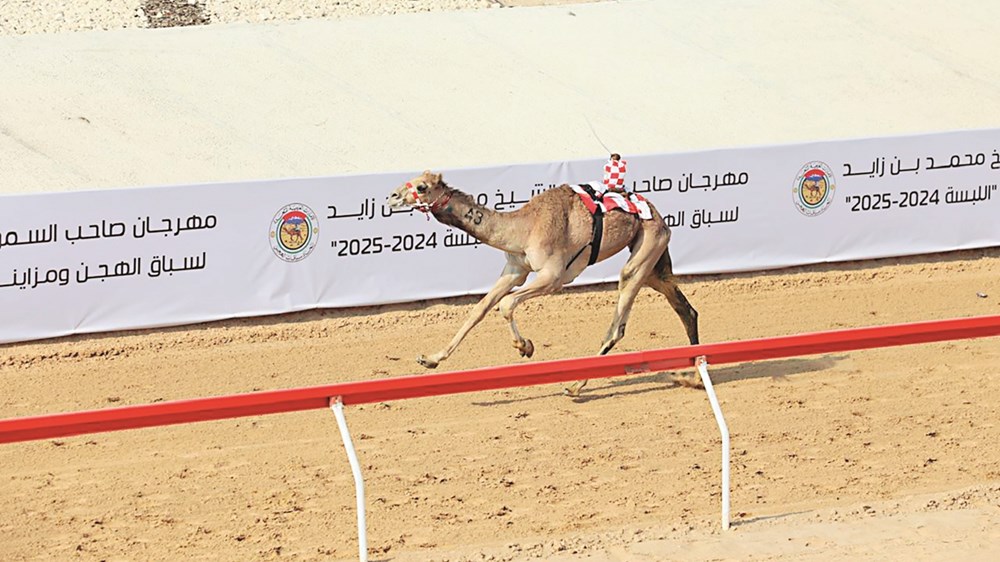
565, 184, 605, 270
587, 207, 604, 265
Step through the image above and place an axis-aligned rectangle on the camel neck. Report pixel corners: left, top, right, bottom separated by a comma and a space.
431, 188, 523, 252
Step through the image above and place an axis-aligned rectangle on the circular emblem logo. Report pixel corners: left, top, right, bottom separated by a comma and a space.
793, 161, 836, 216
270, 203, 319, 262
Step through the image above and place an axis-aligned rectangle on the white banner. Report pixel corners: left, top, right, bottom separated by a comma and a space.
2, 129, 998, 344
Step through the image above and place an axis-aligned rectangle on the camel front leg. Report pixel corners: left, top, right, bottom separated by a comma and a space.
417, 261, 528, 369
497, 269, 562, 360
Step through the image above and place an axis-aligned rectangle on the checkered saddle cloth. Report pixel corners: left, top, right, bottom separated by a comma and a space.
570, 182, 653, 220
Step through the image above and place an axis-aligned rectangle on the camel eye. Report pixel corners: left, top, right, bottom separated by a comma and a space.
416, 184, 428, 193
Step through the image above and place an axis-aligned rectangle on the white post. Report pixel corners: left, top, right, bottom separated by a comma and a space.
330, 397, 368, 561
695, 356, 730, 531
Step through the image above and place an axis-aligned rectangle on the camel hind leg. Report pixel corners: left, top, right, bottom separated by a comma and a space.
564, 230, 665, 397
646, 244, 699, 345
596, 253, 657, 356
564, 239, 698, 396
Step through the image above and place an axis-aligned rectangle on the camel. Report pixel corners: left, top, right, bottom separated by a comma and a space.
282, 223, 305, 246
386, 166, 699, 396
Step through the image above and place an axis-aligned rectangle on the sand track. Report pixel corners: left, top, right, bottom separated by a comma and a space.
1, 3, 999, 560
1, 249, 998, 561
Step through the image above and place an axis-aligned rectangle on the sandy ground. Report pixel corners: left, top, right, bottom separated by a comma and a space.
1, 248, 998, 561
2, 1, 999, 560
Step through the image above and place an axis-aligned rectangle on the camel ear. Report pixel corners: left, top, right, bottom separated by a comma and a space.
431, 172, 443, 186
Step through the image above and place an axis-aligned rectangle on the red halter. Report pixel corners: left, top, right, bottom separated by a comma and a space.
406, 182, 452, 218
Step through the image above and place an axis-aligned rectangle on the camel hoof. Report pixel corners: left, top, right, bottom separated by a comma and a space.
519, 339, 534, 358
416, 355, 439, 369
563, 380, 588, 397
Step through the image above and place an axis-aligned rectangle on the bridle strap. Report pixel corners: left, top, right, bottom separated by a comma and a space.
430, 190, 452, 212
407, 182, 452, 217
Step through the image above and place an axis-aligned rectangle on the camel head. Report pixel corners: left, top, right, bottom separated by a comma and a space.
387, 170, 449, 212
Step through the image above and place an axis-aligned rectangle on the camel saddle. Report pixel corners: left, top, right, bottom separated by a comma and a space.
569, 182, 653, 267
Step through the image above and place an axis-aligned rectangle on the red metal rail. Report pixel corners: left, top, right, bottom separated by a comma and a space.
1, 315, 998, 445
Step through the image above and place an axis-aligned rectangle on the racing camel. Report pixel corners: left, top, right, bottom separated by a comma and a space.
386, 165, 699, 396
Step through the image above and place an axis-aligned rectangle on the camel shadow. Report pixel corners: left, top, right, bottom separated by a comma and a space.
473, 355, 846, 406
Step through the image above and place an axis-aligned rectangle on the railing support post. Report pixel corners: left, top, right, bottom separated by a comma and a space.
696, 355, 731, 531
330, 397, 368, 561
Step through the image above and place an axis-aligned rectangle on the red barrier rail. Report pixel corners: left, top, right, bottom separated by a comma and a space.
2, 314, 998, 445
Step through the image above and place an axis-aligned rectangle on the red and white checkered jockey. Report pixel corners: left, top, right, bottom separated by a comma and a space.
603, 153, 627, 192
